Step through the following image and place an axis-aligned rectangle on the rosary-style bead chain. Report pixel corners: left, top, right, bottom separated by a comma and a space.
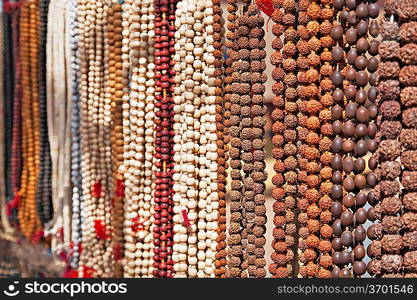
211, 0, 228, 278
18, 0, 42, 239
225, 0, 244, 279
70, 0, 83, 270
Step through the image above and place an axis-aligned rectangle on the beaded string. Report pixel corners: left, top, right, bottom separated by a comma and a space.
0, 0, 6, 233
18, 0, 42, 240
397, 7, 417, 278
369, 4, 401, 277
106, 1, 124, 277
315, 0, 334, 279
331, 0, 379, 278
78, 0, 113, 278
269, 0, 298, 278
69, 0, 83, 270
36, 0, 52, 227
45, 0, 69, 251
371, 0, 417, 278
212, 0, 228, 278
225, 0, 245, 279
296, 0, 321, 278
153, 0, 175, 278
173, 0, 197, 278
120, 0, 133, 278
172, 0, 220, 278
1, 0, 15, 209
8, 0, 22, 225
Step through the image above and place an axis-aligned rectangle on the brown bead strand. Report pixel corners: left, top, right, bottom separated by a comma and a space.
269, 0, 298, 279
225, 0, 244, 279
375, 0, 417, 278
106, 2, 125, 277
331, 0, 379, 278
315, 0, 334, 279
297, 0, 323, 278
244, 3, 267, 278
397, 0, 417, 278
212, 0, 228, 278
18, 0, 42, 239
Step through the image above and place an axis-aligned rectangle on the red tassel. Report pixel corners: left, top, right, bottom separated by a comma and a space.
255, 0, 274, 17
82, 266, 95, 278
130, 216, 145, 232
57, 227, 64, 240
92, 181, 102, 198
94, 220, 110, 240
78, 243, 83, 255
181, 209, 191, 227
116, 179, 125, 197
58, 250, 69, 263
3, 1, 22, 13
113, 243, 122, 261
63, 268, 79, 278
6, 193, 21, 216
31, 230, 44, 244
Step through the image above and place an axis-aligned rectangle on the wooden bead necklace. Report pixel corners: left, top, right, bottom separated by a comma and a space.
18, 0, 42, 240
270, 0, 298, 278
296, 0, 321, 278
331, 0, 379, 278
153, 0, 176, 278
224, 0, 246, 278
106, 1, 124, 277
8, 1, 22, 225
78, 0, 113, 278
37, 0, 53, 227
1, 1, 17, 217
120, 0, 134, 277
172, 0, 220, 278
369, 6, 401, 277
396, 2, 417, 277
212, 0, 228, 278
0, 1, 5, 233
172, 0, 200, 277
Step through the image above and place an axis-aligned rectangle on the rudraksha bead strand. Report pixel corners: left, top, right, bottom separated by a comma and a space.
243, 3, 267, 278
270, 0, 297, 279
396, 0, 417, 278
297, 0, 323, 278
212, 0, 228, 278
225, 0, 245, 279
316, 0, 334, 279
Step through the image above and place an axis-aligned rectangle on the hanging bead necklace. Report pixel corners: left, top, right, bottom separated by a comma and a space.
270, 0, 299, 278
8, 1, 22, 225
173, 0, 219, 278
153, 0, 175, 278
37, 0, 53, 227
243, 3, 268, 279
119, 0, 133, 277
212, 0, 228, 279
396, 0, 417, 278
1, 0, 16, 215
314, 0, 334, 279
106, 1, 124, 277
78, 0, 113, 278
69, 0, 83, 271
331, 0, 379, 278
18, 0, 42, 240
